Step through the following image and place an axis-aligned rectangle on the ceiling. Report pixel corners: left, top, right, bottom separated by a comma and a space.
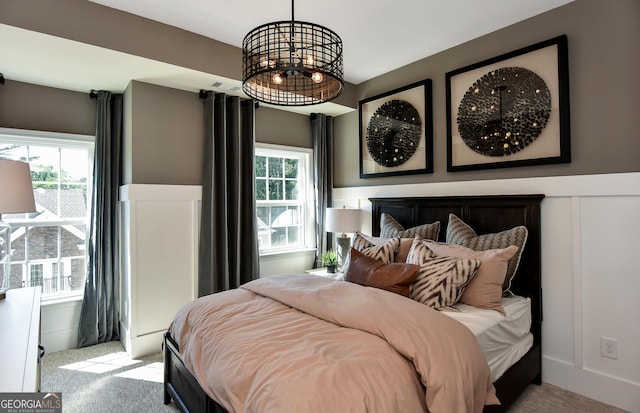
2, 0, 573, 115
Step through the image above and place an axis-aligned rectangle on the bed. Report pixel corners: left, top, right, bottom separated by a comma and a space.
164, 194, 544, 413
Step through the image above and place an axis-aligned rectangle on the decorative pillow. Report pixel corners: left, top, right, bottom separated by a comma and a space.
352, 232, 414, 263
406, 238, 481, 310
446, 214, 528, 294
423, 241, 518, 315
344, 248, 420, 297
380, 213, 440, 241
343, 234, 400, 275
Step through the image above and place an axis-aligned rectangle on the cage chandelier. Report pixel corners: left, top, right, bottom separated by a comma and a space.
241, 0, 344, 106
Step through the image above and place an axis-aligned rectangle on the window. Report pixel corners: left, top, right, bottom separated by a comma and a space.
255, 144, 314, 254
0, 128, 94, 300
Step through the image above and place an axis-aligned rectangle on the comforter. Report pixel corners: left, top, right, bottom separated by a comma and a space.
169, 274, 498, 413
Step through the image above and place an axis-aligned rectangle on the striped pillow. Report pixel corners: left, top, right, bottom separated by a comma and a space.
446, 214, 528, 295
343, 233, 400, 275
406, 238, 481, 310
380, 213, 440, 241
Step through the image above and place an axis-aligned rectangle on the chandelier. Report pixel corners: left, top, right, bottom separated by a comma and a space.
242, 0, 344, 106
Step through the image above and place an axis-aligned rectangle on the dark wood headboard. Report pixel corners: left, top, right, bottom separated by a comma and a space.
370, 194, 544, 346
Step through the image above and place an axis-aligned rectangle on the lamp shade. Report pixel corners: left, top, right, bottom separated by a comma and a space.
0, 159, 36, 214
326, 208, 361, 234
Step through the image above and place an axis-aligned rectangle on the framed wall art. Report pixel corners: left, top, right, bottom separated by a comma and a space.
359, 79, 433, 178
446, 35, 570, 172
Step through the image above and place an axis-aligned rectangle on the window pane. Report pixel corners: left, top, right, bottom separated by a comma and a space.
0, 144, 27, 161
285, 180, 298, 200
256, 156, 266, 177
270, 227, 287, 247
68, 258, 85, 292
270, 206, 286, 226
256, 178, 266, 201
61, 148, 88, 183
268, 179, 283, 200
287, 226, 299, 244
268, 157, 283, 178
27, 226, 59, 261
284, 159, 298, 179
61, 225, 86, 258
272, 208, 297, 227
61, 185, 87, 218
30, 146, 60, 189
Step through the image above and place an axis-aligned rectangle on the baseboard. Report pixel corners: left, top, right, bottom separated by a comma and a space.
543, 356, 640, 412
120, 323, 165, 359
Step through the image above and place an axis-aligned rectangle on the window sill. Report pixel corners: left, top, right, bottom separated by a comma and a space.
41, 293, 83, 307
259, 248, 316, 261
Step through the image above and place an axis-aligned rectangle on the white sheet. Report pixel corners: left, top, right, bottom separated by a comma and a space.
443, 296, 533, 382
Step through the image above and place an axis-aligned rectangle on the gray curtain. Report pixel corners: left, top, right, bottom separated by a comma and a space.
311, 113, 333, 268
78, 91, 123, 347
198, 91, 259, 296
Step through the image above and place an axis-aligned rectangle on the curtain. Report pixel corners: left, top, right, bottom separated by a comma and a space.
198, 91, 259, 296
311, 113, 334, 268
78, 91, 123, 347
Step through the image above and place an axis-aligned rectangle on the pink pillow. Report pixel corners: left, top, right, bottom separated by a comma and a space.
423, 241, 518, 315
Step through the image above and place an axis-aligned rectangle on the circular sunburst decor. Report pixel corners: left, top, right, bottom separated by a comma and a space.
457, 67, 551, 157
366, 99, 422, 167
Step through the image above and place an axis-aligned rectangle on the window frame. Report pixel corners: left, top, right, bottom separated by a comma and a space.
255, 143, 315, 256
0, 127, 94, 302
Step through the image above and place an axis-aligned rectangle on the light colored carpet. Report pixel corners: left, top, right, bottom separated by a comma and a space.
41, 341, 629, 413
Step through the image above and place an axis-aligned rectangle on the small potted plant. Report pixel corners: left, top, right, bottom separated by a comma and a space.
321, 249, 338, 273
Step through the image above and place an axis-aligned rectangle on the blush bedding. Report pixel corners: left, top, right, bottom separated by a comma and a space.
169, 274, 499, 413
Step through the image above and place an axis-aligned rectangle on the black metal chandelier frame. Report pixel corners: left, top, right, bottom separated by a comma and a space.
242, 0, 344, 106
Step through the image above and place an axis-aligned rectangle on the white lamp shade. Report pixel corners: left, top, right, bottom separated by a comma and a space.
326, 207, 361, 234
0, 159, 37, 214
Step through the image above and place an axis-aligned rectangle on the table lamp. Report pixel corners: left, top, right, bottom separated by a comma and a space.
325, 207, 361, 270
0, 159, 36, 300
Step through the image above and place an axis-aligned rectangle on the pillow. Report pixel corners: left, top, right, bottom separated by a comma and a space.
344, 248, 420, 297
423, 241, 518, 315
352, 232, 414, 263
406, 238, 481, 310
446, 214, 528, 294
380, 213, 440, 241
343, 234, 400, 275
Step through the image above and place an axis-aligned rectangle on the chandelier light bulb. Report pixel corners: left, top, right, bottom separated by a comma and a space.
273, 73, 284, 85
311, 72, 324, 83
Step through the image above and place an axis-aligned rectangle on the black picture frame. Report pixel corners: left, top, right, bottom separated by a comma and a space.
359, 79, 433, 178
446, 35, 570, 172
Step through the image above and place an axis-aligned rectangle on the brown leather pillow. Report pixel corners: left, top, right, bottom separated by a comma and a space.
344, 248, 420, 297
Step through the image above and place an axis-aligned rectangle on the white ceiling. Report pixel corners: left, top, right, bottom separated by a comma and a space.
2, 0, 573, 115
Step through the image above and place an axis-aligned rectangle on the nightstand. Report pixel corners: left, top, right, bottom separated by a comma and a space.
304, 267, 344, 280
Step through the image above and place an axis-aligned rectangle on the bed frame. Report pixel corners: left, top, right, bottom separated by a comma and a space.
164, 194, 544, 413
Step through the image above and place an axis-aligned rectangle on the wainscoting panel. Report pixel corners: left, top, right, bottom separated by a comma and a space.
334, 172, 640, 412
119, 184, 201, 358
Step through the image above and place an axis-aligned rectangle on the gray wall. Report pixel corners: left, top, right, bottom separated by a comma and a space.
0, 78, 311, 186
125, 81, 204, 185
0, 80, 95, 135
334, 0, 640, 187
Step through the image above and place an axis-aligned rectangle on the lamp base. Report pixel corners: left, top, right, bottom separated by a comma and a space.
336, 236, 351, 271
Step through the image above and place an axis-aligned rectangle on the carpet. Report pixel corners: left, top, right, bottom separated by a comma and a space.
41, 341, 629, 413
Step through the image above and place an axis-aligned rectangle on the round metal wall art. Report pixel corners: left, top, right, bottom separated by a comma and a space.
366, 99, 422, 167
457, 66, 551, 157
